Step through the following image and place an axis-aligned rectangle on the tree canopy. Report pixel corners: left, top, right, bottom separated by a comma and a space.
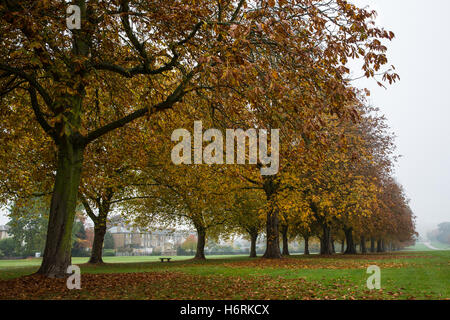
0, 0, 411, 277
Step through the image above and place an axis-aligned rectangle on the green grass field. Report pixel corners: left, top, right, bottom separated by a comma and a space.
0, 251, 448, 300
404, 241, 450, 251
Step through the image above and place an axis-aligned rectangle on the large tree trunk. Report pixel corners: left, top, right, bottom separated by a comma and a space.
82, 190, 113, 265
249, 232, 258, 258
262, 177, 282, 259
341, 240, 345, 253
263, 206, 282, 259
320, 224, 333, 255
344, 227, 357, 254
281, 225, 290, 256
37, 140, 84, 278
304, 236, 310, 255
89, 223, 106, 264
370, 237, 376, 253
360, 235, 367, 254
377, 239, 383, 252
194, 227, 206, 260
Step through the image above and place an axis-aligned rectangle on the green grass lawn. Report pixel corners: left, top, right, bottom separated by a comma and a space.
0, 251, 448, 300
0, 255, 247, 280
405, 243, 433, 251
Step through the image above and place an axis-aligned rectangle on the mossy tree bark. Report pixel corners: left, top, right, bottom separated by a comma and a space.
262, 176, 282, 259
37, 139, 85, 278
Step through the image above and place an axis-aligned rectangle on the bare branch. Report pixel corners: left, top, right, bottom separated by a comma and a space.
79, 193, 98, 223
0, 64, 54, 110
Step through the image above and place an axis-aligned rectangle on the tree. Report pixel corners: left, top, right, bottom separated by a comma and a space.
71, 215, 90, 257
78, 111, 159, 263
0, 0, 223, 276
1, 0, 398, 276
7, 197, 49, 257
103, 231, 115, 250
0, 238, 16, 257
430, 222, 450, 245
128, 162, 234, 260
228, 190, 265, 258
269, 99, 403, 257
181, 235, 197, 254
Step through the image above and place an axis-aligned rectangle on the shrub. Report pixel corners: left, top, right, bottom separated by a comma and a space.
0, 238, 16, 257
102, 249, 116, 257
71, 248, 91, 257
151, 248, 161, 256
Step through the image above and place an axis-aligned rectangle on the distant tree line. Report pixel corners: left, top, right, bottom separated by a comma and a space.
428, 222, 450, 245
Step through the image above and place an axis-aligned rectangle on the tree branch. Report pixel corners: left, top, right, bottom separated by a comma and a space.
231, 0, 246, 22
79, 193, 98, 223
84, 71, 195, 144
110, 195, 160, 205
28, 87, 58, 142
0, 64, 54, 111
93, 8, 203, 78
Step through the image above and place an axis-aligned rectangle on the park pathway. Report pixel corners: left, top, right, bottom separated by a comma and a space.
423, 241, 440, 250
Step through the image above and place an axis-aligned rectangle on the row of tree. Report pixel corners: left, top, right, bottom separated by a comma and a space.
0, 0, 412, 277
427, 223, 450, 245
0, 198, 115, 258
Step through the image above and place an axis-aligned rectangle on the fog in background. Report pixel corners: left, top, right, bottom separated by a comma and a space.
1, 1, 450, 239
352, 0, 450, 237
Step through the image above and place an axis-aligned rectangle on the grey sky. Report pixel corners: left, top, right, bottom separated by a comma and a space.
1, 1, 450, 237
353, 0, 450, 236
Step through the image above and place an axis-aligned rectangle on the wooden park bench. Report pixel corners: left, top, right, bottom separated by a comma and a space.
159, 257, 172, 262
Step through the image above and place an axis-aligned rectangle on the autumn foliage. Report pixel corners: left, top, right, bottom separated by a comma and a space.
0, 0, 414, 278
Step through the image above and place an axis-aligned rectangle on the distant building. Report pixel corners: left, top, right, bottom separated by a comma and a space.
0, 225, 10, 240
108, 225, 194, 256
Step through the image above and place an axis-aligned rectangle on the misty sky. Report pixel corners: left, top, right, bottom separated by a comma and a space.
1, 1, 449, 237
353, 0, 450, 235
